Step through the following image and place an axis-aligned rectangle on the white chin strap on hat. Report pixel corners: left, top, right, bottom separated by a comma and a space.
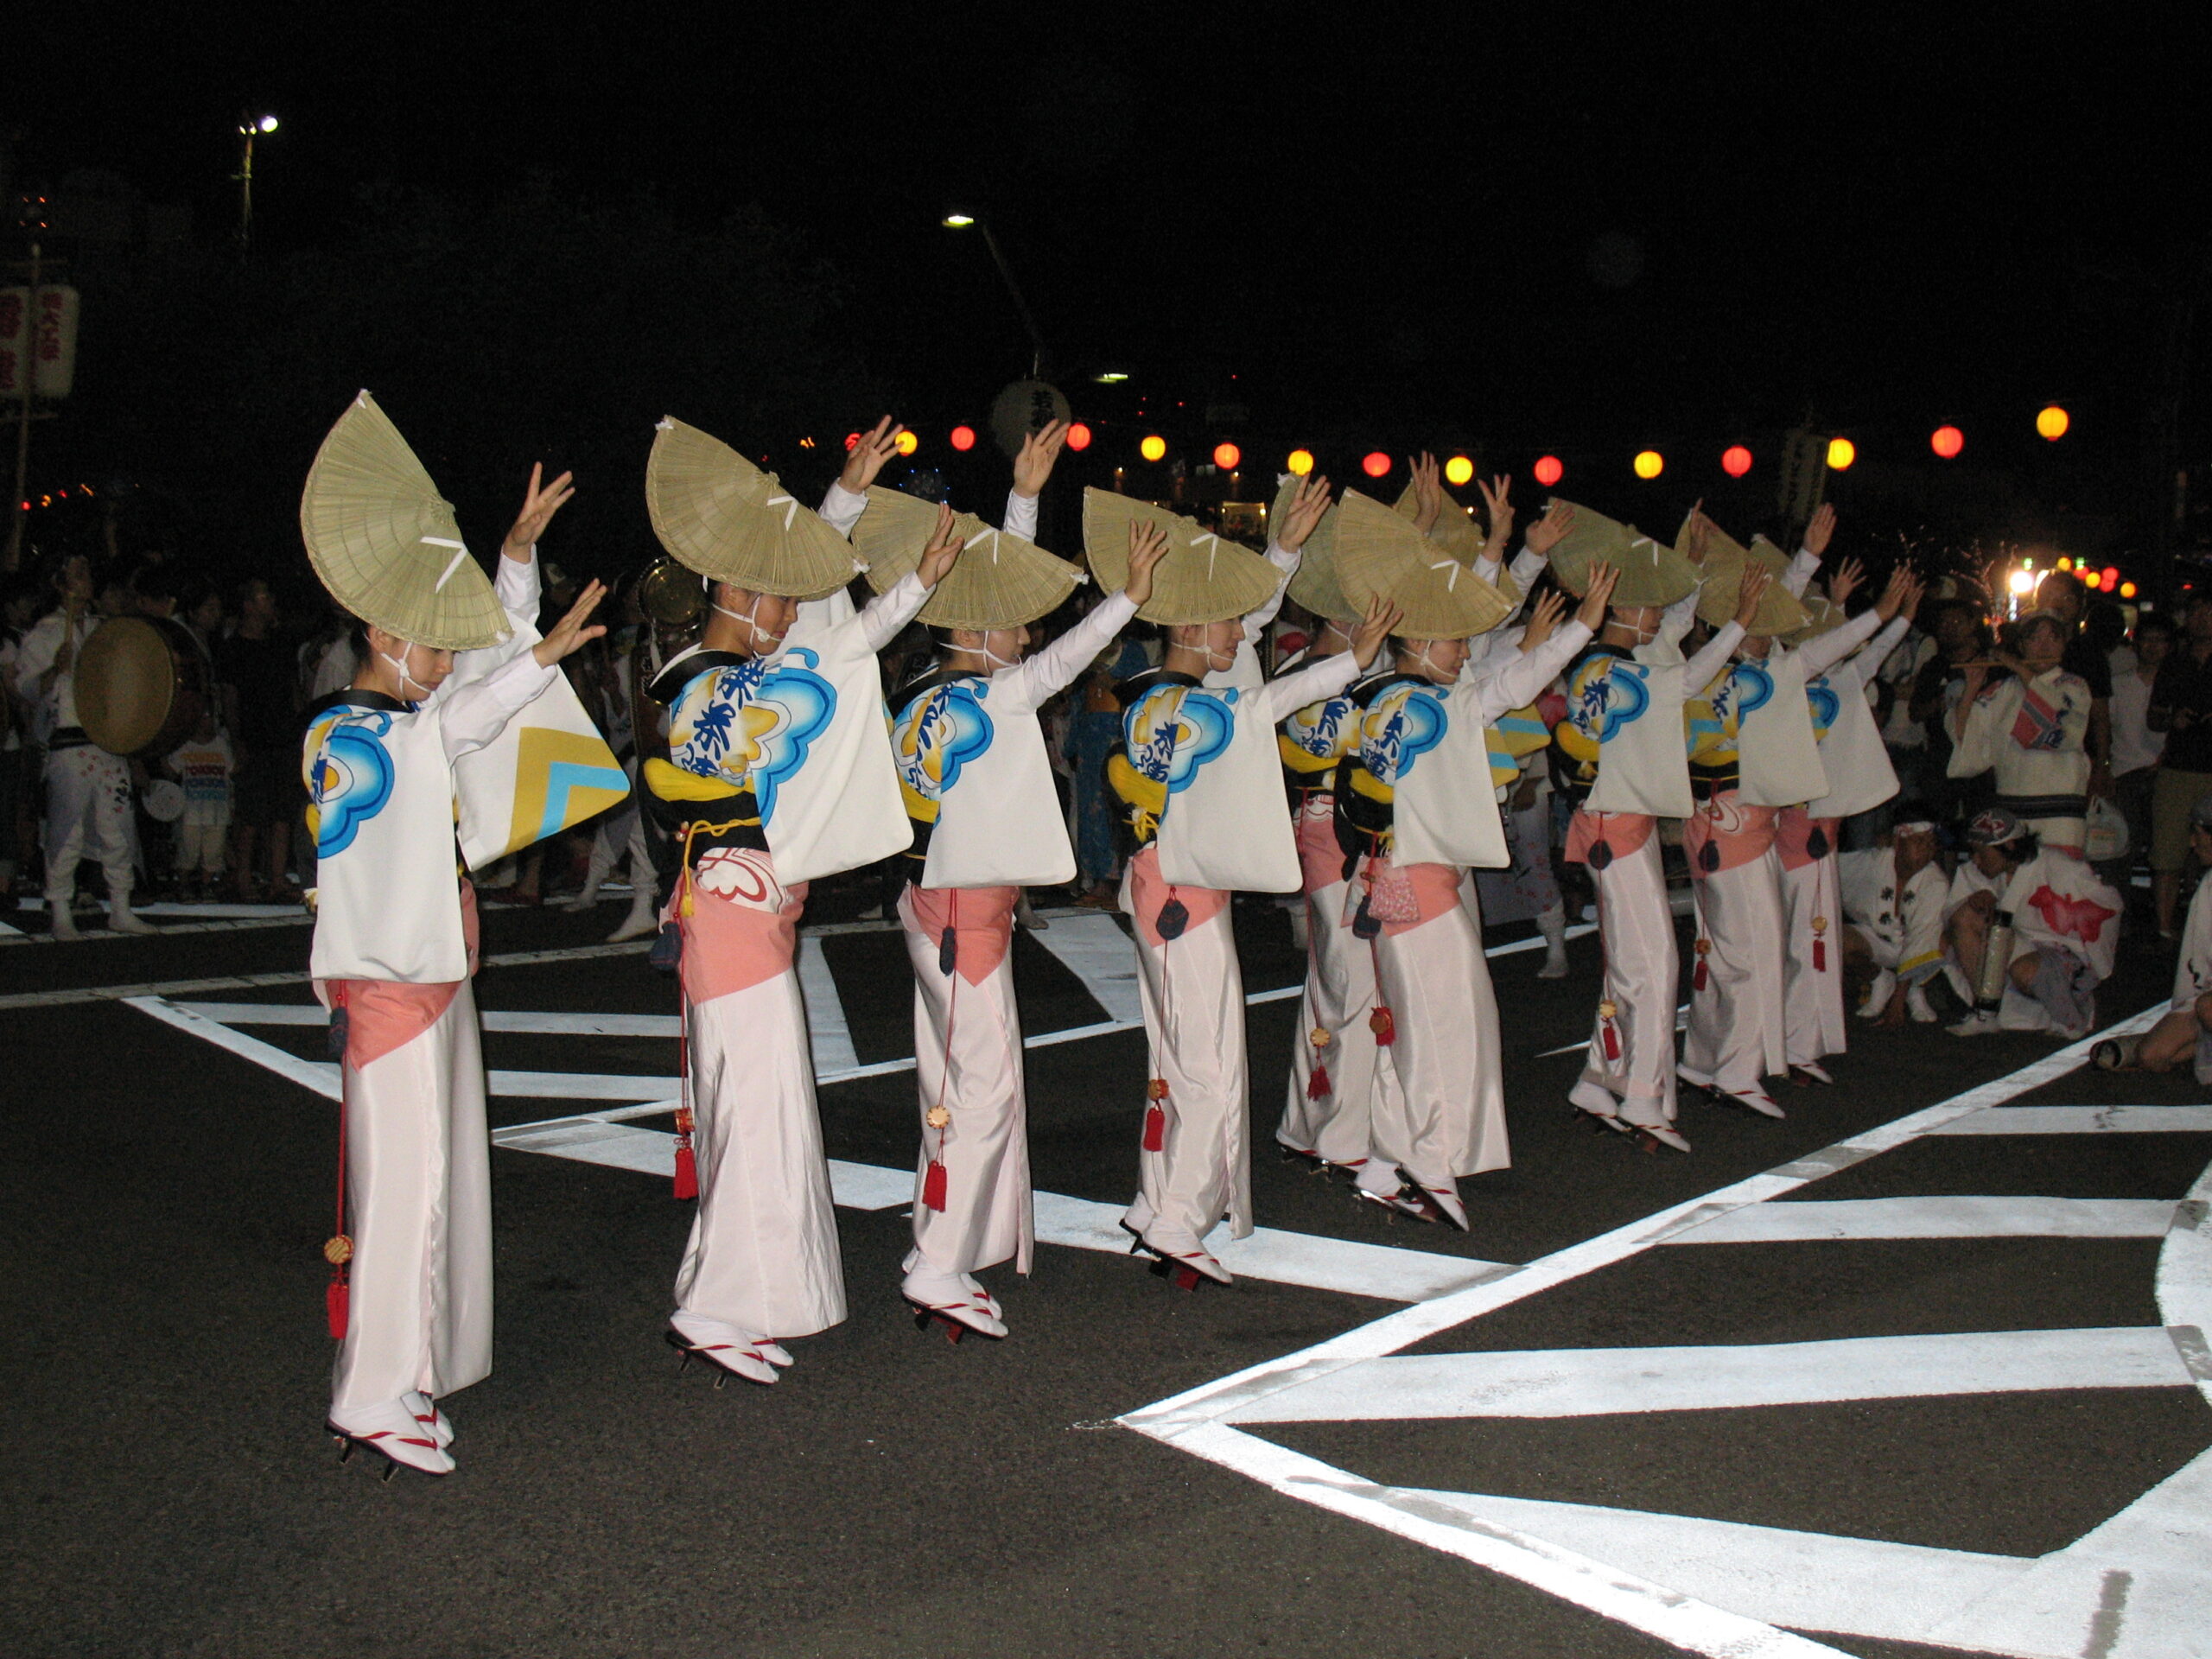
713, 592, 785, 651
378, 642, 435, 702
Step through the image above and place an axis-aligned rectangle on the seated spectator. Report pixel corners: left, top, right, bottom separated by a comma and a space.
2096, 795, 2212, 1080
1942, 808, 2122, 1040
1840, 814, 1948, 1025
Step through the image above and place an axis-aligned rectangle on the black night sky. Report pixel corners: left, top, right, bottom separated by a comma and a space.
5, 8, 2206, 582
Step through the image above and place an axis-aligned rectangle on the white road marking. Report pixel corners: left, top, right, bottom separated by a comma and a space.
1932, 1105, 2212, 1135
797, 936, 859, 1075
1121, 1001, 2190, 1659
1214, 1328, 2191, 1424
1030, 911, 1145, 1023
1668, 1195, 2177, 1243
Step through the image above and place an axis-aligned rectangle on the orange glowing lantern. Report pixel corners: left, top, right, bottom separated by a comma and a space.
1721, 445, 1752, 478
1931, 425, 1964, 459
1065, 423, 1092, 451
950, 425, 976, 452
1533, 454, 1564, 487
1213, 442, 1241, 470
2037, 405, 2069, 441
1362, 452, 1392, 479
1287, 448, 1315, 475
1826, 437, 1856, 471
895, 429, 919, 457
1633, 450, 1664, 480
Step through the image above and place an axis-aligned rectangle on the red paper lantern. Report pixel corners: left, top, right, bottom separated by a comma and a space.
1533, 454, 1564, 487
1065, 422, 1092, 452
1721, 445, 1752, 478
1931, 425, 1964, 460
1361, 452, 1392, 479
2102, 567, 2120, 590
950, 425, 976, 452
1213, 442, 1242, 470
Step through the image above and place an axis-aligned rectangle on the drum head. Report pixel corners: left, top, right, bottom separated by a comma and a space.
76, 618, 177, 755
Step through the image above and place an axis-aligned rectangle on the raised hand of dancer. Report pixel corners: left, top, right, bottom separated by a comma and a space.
1123, 522, 1170, 607
840, 416, 906, 495
1682, 501, 1712, 564
1013, 419, 1068, 498
1278, 474, 1333, 551
1476, 474, 1515, 552
1875, 566, 1923, 623
1350, 594, 1402, 669
1575, 562, 1621, 631
1525, 499, 1576, 556
533, 579, 608, 667
504, 463, 575, 561
1826, 556, 1866, 611
1409, 453, 1442, 531
1734, 563, 1774, 630
915, 504, 966, 589
1803, 502, 1837, 559
1520, 588, 1569, 652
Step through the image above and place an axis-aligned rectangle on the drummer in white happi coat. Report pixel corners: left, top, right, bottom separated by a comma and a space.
639, 417, 963, 1386
298, 395, 607, 1476
1090, 489, 1396, 1287
1326, 489, 1615, 1225
861, 426, 1164, 1338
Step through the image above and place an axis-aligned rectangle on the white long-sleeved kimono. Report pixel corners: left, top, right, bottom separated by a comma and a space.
305, 554, 556, 1419
1948, 664, 2094, 854
1840, 844, 1949, 983
1334, 621, 1590, 1209
646, 515, 928, 1342
890, 568, 1138, 1291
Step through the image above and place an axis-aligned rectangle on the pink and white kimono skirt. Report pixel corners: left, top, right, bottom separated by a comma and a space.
1122, 846, 1249, 1255
1566, 810, 1679, 1129
326, 887, 490, 1415
1358, 855, 1510, 1196
897, 882, 1033, 1281
1680, 792, 1789, 1095
672, 847, 845, 1339
1279, 798, 1403, 1173
1776, 807, 1847, 1067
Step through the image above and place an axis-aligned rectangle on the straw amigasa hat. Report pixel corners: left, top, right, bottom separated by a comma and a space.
1695, 529, 1809, 636
1082, 488, 1281, 625
1269, 474, 1357, 624
1786, 588, 1847, 645
1333, 490, 1512, 639
300, 391, 511, 651
1390, 478, 1488, 564
853, 486, 1082, 630
645, 417, 861, 600
1545, 500, 1699, 608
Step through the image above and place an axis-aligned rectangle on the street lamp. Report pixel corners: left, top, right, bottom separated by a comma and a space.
943, 211, 1046, 378
236, 112, 279, 262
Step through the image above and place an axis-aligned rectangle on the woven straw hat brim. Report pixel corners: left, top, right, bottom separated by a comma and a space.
1270, 474, 1355, 623
1334, 491, 1511, 639
300, 392, 510, 652
1696, 538, 1810, 635
853, 486, 1081, 630
1082, 488, 1280, 625
1787, 591, 1847, 645
1544, 499, 1693, 607
646, 418, 861, 599
1390, 480, 1488, 563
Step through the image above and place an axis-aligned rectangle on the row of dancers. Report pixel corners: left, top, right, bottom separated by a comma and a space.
293, 394, 2138, 1478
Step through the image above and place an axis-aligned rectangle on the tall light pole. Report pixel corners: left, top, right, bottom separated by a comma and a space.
235, 112, 278, 264
943, 213, 1046, 379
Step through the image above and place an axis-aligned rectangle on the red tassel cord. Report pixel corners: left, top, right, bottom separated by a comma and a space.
1599, 1000, 1622, 1062
1369, 1005, 1396, 1046
1143, 1077, 1169, 1153
671, 983, 698, 1199
324, 982, 353, 1339
922, 1159, 949, 1211
1693, 938, 1711, 993
1811, 917, 1828, 973
1306, 1066, 1332, 1100
920, 891, 960, 1212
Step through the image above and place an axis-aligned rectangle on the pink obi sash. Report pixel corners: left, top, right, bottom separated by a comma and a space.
1296, 797, 1344, 896
674, 845, 808, 1006
1774, 807, 1841, 873
1685, 791, 1780, 879
1565, 808, 1656, 868
327, 882, 480, 1070
1349, 854, 1466, 938
905, 882, 1017, 986
1127, 845, 1230, 948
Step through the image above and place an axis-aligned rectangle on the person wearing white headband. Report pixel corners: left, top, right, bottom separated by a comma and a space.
302, 438, 604, 1479
875, 424, 1162, 1339
639, 414, 965, 1389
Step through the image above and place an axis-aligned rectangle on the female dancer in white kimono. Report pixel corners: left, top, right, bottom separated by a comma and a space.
1331, 490, 1614, 1224
640, 416, 963, 1386
876, 438, 1166, 1338
302, 402, 606, 1477
1093, 490, 1395, 1286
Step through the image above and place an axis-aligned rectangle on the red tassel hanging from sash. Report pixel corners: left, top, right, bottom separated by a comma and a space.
1143, 1077, 1169, 1152
1306, 1066, 1332, 1100
1599, 1000, 1622, 1062
1812, 917, 1828, 973
923, 1158, 949, 1211
1693, 939, 1711, 993
1369, 1005, 1396, 1046
672, 987, 698, 1198
325, 983, 353, 1339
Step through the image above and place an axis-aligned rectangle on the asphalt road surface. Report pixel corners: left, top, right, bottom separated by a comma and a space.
2, 881, 2206, 1659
